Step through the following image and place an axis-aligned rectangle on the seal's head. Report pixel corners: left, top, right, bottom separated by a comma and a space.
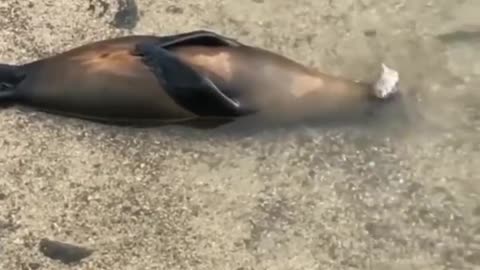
373, 63, 400, 100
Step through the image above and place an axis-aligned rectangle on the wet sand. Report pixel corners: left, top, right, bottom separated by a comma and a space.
0, 0, 479, 269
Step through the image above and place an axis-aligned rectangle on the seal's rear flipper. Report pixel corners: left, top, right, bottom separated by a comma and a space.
133, 42, 256, 118
0, 64, 25, 84
0, 64, 25, 102
0, 89, 17, 101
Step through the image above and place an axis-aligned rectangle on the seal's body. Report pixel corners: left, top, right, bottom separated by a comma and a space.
0, 30, 400, 127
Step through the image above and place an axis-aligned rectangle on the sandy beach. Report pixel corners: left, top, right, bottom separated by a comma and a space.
0, 0, 479, 269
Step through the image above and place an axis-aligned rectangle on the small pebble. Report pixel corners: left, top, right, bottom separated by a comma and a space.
39, 238, 93, 264
165, 5, 183, 14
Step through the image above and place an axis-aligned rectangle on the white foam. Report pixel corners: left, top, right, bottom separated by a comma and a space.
373, 63, 400, 99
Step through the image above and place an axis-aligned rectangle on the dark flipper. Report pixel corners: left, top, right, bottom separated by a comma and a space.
133, 41, 256, 118
0, 64, 25, 102
155, 30, 244, 49
0, 89, 17, 100
0, 64, 25, 85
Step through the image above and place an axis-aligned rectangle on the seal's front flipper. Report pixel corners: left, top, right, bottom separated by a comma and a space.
133, 42, 255, 118
157, 30, 243, 48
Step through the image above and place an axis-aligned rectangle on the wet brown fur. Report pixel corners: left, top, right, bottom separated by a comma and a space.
171, 45, 376, 121
16, 37, 197, 124
0, 33, 387, 127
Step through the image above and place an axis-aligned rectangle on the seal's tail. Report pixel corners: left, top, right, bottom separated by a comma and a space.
0, 64, 25, 102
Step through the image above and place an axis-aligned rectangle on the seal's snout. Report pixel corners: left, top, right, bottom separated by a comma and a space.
373, 63, 400, 99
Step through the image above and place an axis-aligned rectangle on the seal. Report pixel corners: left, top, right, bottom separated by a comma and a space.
0, 30, 401, 127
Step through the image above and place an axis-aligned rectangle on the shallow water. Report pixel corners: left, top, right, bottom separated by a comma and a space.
0, 0, 479, 269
